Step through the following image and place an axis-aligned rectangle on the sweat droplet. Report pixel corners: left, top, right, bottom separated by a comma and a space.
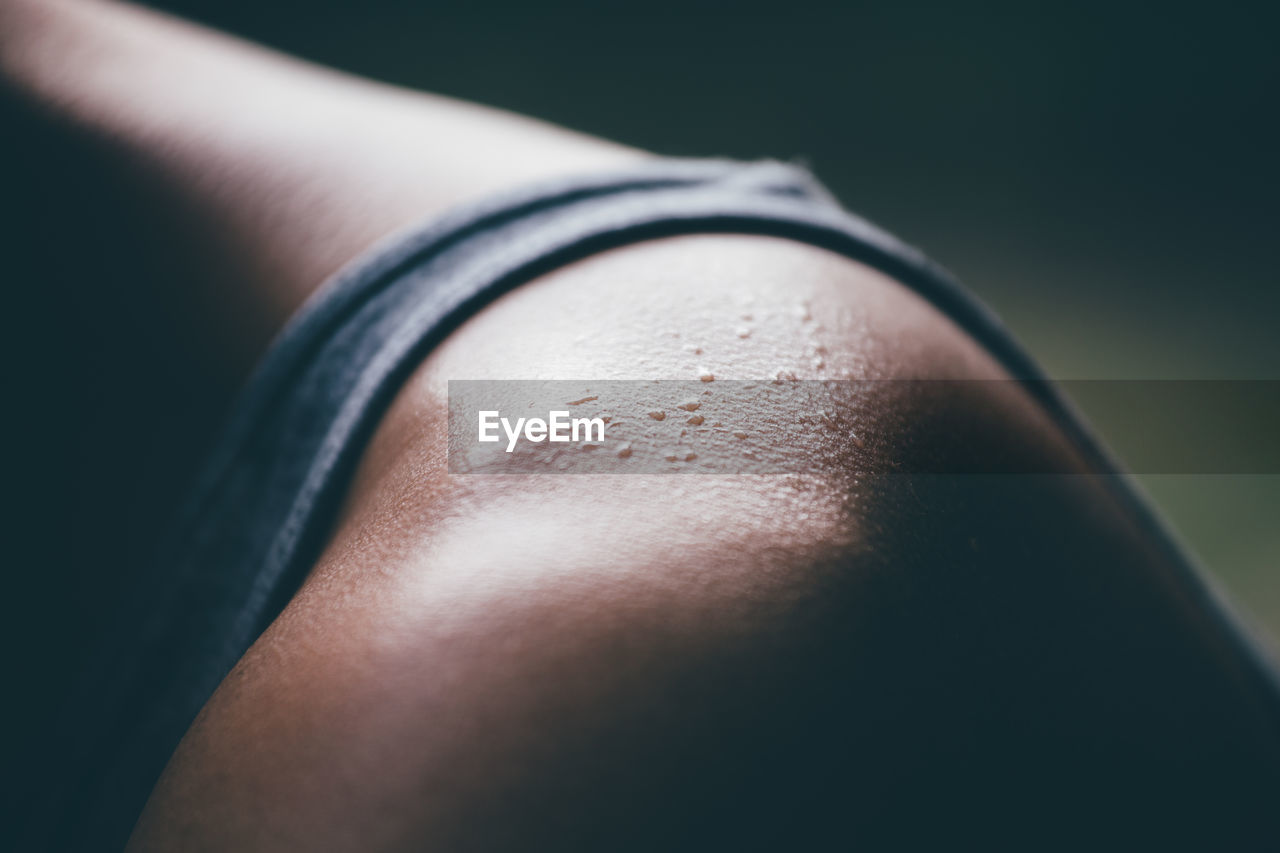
736, 326, 752, 339
684, 452, 697, 462
616, 443, 633, 458
698, 369, 715, 382
733, 431, 749, 439
687, 414, 705, 426
678, 400, 701, 412
648, 410, 666, 421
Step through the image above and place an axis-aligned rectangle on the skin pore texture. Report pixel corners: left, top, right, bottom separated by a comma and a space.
4, 1, 1277, 849
128, 238, 1279, 850
124, 236, 1060, 849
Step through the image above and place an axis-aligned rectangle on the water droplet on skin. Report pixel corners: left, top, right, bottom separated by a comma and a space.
678, 400, 700, 411
794, 302, 812, 322
698, 369, 715, 382
664, 451, 679, 462
852, 433, 865, 449
684, 452, 698, 462
649, 410, 666, 420
733, 431, 749, 439
736, 326, 753, 339
617, 443, 633, 458
687, 414, 705, 426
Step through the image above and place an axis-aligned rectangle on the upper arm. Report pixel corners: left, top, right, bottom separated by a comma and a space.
2, 0, 642, 373
127, 235, 1280, 851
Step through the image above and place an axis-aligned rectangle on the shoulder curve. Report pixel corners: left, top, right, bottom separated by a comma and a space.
129, 233, 1280, 851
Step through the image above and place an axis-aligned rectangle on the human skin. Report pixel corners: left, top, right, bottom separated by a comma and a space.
3, 1, 1278, 850
0, 0, 641, 374
127, 236, 1280, 850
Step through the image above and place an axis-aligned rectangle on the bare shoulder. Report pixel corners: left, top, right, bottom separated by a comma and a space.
128, 235, 1280, 851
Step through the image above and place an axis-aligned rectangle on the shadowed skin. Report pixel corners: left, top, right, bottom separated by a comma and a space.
128, 236, 1280, 851
3, 2, 1277, 850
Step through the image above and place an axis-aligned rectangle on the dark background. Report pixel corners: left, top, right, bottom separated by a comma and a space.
140, 0, 1280, 635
